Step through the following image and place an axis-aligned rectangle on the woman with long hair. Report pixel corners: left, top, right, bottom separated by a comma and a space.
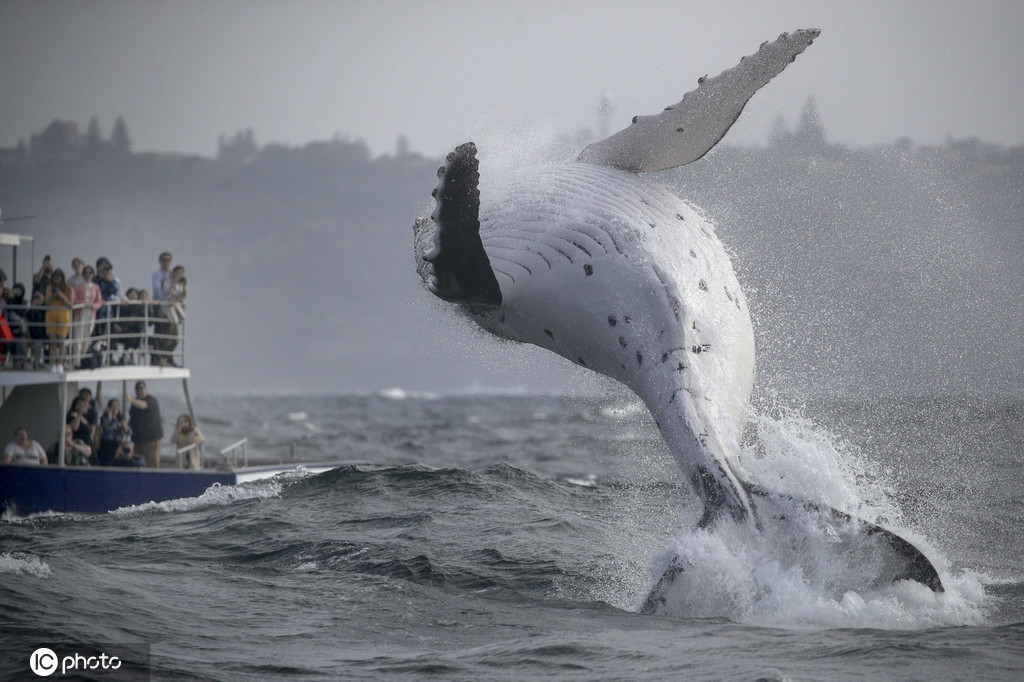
72, 264, 103, 367
171, 413, 204, 470
44, 268, 73, 369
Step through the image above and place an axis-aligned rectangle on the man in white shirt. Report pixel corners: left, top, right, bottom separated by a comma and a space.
152, 252, 172, 301
3, 427, 48, 465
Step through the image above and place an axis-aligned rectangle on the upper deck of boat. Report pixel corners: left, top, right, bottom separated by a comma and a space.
1, 231, 188, 390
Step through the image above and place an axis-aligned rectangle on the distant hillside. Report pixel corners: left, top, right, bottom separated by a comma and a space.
2, 118, 1022, 396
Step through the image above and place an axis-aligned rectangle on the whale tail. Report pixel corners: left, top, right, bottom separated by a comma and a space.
744, 483, 944, 591
641, 484, 944, 615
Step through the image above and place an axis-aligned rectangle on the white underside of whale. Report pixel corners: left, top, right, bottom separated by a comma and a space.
470, 163, 756, 521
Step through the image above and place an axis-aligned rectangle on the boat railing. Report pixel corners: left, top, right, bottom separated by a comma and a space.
0, 299, 185, 371
176, 442, 204, 469
220, 438, 249, 468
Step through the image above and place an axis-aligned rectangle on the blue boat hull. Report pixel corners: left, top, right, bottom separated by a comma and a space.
0, 466, 237, 515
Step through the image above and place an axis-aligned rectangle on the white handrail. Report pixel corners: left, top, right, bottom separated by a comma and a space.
220, 438, 248, 468
175, 442, 204, 469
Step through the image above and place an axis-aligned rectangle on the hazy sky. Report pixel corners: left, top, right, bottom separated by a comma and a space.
2, 0, 1023, 159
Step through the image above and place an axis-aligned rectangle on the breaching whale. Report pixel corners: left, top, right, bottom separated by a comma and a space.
412, 29, 944, 604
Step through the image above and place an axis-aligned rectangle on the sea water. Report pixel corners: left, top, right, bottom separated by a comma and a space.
1, 392, 1022, 680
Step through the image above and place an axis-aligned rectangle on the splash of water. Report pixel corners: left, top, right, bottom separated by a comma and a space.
0, 551, 52, 578
637, 406, 988, 629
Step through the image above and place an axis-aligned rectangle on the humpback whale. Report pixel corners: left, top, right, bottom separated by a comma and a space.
412, 29, 944, 605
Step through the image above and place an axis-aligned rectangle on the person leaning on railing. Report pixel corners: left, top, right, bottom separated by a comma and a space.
93, 259, 126, 364
149, 265, 186, 366
171, 414, 205, 470
114, 289, 145, 365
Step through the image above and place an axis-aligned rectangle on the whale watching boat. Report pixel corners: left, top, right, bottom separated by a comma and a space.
0, 231, 340, 516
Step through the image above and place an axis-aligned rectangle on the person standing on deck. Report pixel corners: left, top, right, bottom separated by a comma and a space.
71, 265, 103, 366
127, 381, 164, 467
152, 252, 172, 302
44, 269, 73, 369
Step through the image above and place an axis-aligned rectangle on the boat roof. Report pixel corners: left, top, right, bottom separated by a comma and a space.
0, 365, 190, 388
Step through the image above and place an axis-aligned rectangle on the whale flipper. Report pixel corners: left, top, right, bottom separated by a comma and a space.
414, 142, 501, 307
578, 29, 820, 172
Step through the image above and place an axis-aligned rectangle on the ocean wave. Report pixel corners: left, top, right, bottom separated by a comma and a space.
109, 477, 287, 516
377, 387, 441, 401
0, 551, 52, 578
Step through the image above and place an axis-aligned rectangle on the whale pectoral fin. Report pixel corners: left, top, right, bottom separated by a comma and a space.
578, 29, 820, 172
415, 142, 502, 307
743, 483, 945, 593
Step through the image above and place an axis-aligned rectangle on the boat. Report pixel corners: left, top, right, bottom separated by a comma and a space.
0, 232, 342, 516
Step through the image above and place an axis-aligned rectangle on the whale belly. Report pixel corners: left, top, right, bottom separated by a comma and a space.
472, 163, 754, 446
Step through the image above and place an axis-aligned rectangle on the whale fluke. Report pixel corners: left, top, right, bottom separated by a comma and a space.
641, 485, 944, 614
743, 484, 944, 592
578, 29, 820, 172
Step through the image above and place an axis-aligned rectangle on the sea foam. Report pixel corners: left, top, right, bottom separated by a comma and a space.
109, 476, 290, 516
0, 551, 52, 578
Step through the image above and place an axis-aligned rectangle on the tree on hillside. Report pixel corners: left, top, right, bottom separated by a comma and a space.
218, 129, 259, 165
795, 96, 828, 150
83, 117, 108, 159
110, 117, 132, 156
769, 97, 829, 152
29, 120, 80, 160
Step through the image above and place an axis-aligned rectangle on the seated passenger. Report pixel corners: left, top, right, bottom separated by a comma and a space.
49, 425, 92, 466
98, 398, 132, 466
111, 436, 143, 467
66, 398, 95, 445
2, 427, 47, 465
